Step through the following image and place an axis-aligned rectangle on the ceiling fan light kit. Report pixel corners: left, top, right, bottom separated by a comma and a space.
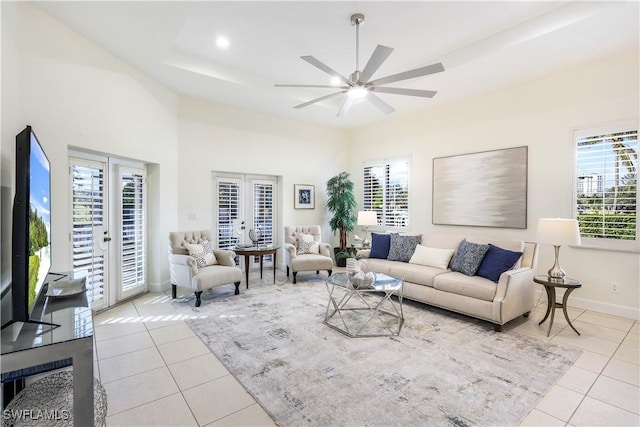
275, 13, 445, 117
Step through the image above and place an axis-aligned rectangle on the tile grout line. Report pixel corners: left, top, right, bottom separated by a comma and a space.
563, 324, 638, 424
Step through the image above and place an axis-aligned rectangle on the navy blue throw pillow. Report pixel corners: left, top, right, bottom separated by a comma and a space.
476, 244, 523, 283
369, 233, 391, 259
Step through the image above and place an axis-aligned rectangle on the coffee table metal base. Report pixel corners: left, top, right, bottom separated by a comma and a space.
323, 282, 404, 338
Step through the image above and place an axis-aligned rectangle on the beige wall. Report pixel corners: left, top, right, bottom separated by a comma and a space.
347, 50, 640, 318
176, 97, 350, 247
1, 2, 180, 291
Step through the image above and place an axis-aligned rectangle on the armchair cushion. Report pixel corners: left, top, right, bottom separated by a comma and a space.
184, 240, 218, 268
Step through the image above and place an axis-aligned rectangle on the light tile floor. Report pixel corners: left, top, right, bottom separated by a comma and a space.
91, 269, 639, 427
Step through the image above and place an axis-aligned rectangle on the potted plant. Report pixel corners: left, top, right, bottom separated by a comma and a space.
326, 171, 357, 266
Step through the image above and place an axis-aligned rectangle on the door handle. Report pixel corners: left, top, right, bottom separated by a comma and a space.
103, 237, 112, 242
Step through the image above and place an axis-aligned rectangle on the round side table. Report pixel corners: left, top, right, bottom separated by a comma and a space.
533, 275, 582, 337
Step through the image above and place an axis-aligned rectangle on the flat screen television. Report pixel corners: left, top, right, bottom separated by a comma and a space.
2, 126, 58, 329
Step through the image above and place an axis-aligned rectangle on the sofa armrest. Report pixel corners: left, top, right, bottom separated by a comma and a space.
212, 249, 237, 267
492, 267, 537, 324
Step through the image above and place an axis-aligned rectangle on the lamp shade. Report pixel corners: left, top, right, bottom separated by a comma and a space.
537, 218, 581, 246
357, 211, 378, 226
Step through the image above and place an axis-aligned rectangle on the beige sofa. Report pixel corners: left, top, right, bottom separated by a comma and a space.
358, 233, 538, 331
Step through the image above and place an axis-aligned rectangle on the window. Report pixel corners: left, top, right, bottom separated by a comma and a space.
363, 158, 410, 229
574, 121, 638, 251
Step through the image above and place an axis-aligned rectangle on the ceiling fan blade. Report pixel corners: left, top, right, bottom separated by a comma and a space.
293, 90, 347, 109
275, 84, 349, 89
337, 96, 355, 117
371, 87, 438, 98
368, 62, 445, 87
301, 56, 352, 86
367, 92, 395, 115
359, 45, 394, 83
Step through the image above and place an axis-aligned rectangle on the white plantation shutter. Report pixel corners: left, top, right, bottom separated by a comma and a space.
253, 180, 275, 248
363, 158, 410, 229
118, 166, 146, 296
70, 159, 106, 308
216, 177, 242, 249
574, 121, 638, 250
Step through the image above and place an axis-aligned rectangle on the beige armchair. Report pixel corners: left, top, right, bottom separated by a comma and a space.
284, 225, 333, 284
169, 230, 242, 307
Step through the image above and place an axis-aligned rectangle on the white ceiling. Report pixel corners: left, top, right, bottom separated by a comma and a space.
34, 1, 639, 130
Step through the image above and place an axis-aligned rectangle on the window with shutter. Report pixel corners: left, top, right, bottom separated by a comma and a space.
574, 121, 638, 251
363, 158, 410, 229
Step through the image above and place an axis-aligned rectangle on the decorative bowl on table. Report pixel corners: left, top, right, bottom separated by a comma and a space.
349, 271, 375, 288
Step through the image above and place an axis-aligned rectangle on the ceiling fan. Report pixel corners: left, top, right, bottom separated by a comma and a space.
275, 13, 445, 117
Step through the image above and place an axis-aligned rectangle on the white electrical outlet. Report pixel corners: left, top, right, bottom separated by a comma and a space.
611, 282, 620, 294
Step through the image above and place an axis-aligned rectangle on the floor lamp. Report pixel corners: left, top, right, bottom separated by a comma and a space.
537, 218, 581, 281
357, 211, 378, 248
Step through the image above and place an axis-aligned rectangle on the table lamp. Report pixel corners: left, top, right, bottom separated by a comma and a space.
357, 211, 378, 248
537, 218, 581, 281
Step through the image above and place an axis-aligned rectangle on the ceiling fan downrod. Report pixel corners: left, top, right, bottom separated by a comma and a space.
350, 13, 365, 84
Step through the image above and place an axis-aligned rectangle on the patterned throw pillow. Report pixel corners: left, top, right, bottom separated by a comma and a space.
450, 239, 489, 276
295, 233, 320, 254
184, 240, 218, 268
476, 244, 523, 283
387, 234, 422, 262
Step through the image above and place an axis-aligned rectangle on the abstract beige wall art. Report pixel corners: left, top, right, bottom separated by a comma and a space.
432, 146, 528, 228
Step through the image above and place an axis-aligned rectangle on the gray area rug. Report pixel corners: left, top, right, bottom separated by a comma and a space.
177, 281, 581, 427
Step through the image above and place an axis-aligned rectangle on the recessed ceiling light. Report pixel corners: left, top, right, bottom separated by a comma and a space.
216, 36, 230, 49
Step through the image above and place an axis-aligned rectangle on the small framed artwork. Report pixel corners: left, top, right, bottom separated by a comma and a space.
294, 184, 315, 209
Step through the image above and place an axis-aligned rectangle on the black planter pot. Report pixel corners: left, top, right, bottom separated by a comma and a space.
333, 247, 349, 267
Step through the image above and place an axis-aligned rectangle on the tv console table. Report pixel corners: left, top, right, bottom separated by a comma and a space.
1, 274, 94, 425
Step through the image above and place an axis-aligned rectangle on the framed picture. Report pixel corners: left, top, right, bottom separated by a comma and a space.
432, 146, 528, 229
294, 184, 315, 209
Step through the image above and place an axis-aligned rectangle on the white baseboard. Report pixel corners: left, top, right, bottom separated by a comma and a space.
535, 290, 639, 320
149, 280, 171, 293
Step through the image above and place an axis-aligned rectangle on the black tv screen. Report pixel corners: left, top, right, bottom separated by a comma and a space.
7, 125, 51, 325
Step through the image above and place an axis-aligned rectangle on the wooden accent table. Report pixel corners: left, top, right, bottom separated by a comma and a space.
533, 275, 582, 337
233, 246, 280, 288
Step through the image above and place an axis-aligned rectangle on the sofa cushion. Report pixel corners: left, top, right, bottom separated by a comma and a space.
409, 245, 455, 270
433, 271, 498, 302
387, 234, 422, 262
370, 233, 391, 259
295, 233, 320, 254
184, 240, 218, 268
476, 244, 523, 283
450, 239, 489, 276
388, 263, 446, 288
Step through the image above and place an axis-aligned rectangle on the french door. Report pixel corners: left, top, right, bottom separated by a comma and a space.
70, 156, 147, 310
214, 174, 277, 262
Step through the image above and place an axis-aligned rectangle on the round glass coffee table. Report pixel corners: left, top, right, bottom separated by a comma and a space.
323, 272, 404, 338
533, 275, 582, 337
